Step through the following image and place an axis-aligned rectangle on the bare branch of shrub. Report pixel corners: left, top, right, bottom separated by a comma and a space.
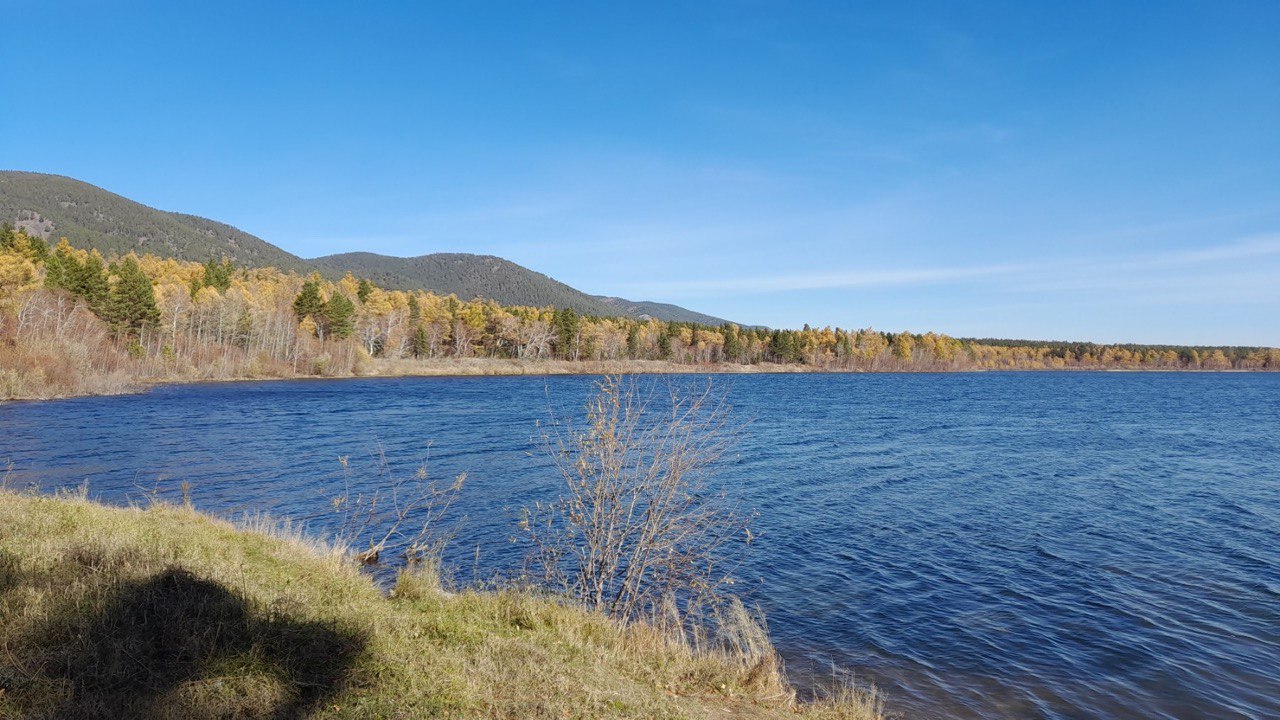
332, 441, 464, 566
521, 374, 751, 623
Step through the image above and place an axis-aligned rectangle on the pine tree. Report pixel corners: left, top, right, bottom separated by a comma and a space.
43, 243, 71, 291
324, 293, 356, 340
234, 311, 253, 348
357, 278, 374, 303
77, 252, 110, 315
410, 325, 430, 358
554, 308, 579, 359
769, 330, 801, 363
722, 324, 742, 362
105, 256, 160, 336
47, 243, 109, 315
407, 294, 421, 327
202, 259, 234, 292
657, 331, 672, 359
293, 280, 325, 321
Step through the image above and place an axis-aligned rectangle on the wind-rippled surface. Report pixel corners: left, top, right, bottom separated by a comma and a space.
2, 373, 1278, 719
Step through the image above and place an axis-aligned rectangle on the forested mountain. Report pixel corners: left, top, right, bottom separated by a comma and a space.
309, 253, 732, 326
0, 171, 310, 273
0, 171, 730, 324
591, 296, 734, 326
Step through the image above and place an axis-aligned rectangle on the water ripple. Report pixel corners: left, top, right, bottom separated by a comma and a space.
1, 372, 1278, 719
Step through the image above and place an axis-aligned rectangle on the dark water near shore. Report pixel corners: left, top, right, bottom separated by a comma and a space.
3, 373, 1278, 719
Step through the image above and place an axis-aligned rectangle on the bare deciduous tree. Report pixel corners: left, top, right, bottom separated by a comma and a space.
520, 319, 554, 359
521, 375, 750, 622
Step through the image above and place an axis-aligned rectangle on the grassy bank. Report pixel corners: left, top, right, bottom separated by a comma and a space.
0, 489, 883, 719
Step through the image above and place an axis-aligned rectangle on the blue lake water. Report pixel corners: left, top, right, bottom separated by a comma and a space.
2, 372, 1278, 719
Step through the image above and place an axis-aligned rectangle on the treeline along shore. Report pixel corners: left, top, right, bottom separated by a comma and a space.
2, 225, 1277, 400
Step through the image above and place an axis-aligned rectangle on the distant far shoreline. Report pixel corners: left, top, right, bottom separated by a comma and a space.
3, 357, 1272, 403
3, 228, 1275, 403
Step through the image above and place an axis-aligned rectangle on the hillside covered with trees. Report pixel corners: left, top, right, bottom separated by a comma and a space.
2, 224, 1276, 399
0, 171, 729, 324
0, 171, 309, 273
308, 252, 731, 323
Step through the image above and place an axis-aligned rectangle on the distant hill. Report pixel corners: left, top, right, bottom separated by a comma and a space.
0, 171, 733, 325
312, 252, 615, 317
309, 252, 733, 324
590, 296, 733, 326
0, 171, 309, 273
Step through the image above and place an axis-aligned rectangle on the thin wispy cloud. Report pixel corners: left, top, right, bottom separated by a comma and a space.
624, 263, 1025, 295
1146, 235, 1280, 265
615, 236, 1280, 299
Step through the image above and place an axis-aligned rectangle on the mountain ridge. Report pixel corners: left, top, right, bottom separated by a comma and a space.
0, 170, 734, 325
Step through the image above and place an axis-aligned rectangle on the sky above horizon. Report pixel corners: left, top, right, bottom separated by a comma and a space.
2, 1, 1278, 345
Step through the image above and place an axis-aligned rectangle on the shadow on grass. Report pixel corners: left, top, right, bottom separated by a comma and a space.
28, 567, 366, 719
0, 549, 18, 595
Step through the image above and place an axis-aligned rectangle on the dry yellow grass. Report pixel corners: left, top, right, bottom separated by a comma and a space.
0, 489, 884, 719
0, 355, 823, 401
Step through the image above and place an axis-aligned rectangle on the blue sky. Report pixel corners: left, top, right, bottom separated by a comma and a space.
2, 1, 1277, 345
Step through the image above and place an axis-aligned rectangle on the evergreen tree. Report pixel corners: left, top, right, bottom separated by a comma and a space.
234, 311, 253, 348
554, 308, 579, 359
43, 244, 71, 291
33, 238, 49, 262
410, 325, 430, 358
324, 293, 356, 340
47, 244, 110, 315
722, 324, 743, 362
626, 325, 640, 358
105, 256, 160, 335
407, 294, 421, 327
789, 332, 804, 363
657, 331, 672, 359
293, 279, 325, 321
201, 259, 234, 292
77, 252, 110, 315
769, 330, 802, 363
357, 278, 374, 303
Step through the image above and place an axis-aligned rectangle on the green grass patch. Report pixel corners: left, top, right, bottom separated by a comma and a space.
0, 490, 883, 719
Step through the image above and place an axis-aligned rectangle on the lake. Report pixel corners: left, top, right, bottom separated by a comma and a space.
2, 372, 1278, 719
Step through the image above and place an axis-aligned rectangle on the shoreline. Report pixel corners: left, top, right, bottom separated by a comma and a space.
2, 356, 1270, 403
0, 488, 884, 719
1, 359, 819, 402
